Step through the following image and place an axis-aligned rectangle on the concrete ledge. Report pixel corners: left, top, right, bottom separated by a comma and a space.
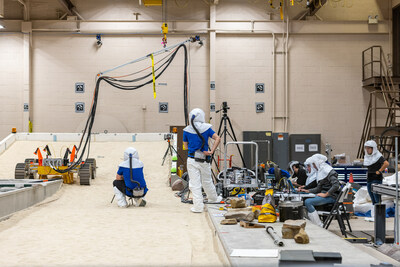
13, 132, 168, 142
0, 134, 16, 156
206, 204, 388, 267
0, 179, 63, 219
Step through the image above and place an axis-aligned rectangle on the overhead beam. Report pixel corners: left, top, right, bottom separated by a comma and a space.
57, 0, 85, 20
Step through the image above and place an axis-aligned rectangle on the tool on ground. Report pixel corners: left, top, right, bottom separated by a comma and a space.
220, 219, 237, 225
239, 221, 265, 228
266, 226, 284, 247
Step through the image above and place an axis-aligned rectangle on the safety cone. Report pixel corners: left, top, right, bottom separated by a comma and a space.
345, 173, 354, 214
349, 173, 354, 183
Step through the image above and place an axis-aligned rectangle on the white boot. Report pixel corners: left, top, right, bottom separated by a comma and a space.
191, 206, 203, 213
113, 187, 127, 208
365, 205, 375, 222
208, 195, 223, 203
308, 211, 323, 227
136, 198, 147, 207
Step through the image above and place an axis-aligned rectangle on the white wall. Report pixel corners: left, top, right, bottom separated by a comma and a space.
0, 0, 394, 162
32, 34, 209, 133
0, 33, 24, 138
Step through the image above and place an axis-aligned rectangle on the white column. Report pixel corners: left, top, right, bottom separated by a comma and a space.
209, 3, 216, 126
22, 22, 32, 132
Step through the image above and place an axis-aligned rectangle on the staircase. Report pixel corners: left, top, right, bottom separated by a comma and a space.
357, 46, 400, 159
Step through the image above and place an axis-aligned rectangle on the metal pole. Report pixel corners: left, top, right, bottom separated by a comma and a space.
395, 137, 399, 245
266, 226, 284, 247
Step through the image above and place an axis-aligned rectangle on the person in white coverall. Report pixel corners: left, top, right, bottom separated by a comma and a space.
183, 108, 222, 213
298, 155, 318, 190
363, 140, 389, 222
113, 147, 148, 208
299, 154, 340, 227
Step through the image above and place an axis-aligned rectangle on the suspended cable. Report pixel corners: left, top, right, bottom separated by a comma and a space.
52, 37, 201, 173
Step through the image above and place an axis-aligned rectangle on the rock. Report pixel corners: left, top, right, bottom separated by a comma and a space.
239, 221, 265, 228
220, 219, 237, 225
282, 219, 307, 239
171, 179, 185, 191
282, 227, 295, 239
294, 228, 310, 244
225, 210, 254, 222
283, 219, 306, 229
244, 212, 255, 222
230, 197, 246, 209
253, 209, 261, 219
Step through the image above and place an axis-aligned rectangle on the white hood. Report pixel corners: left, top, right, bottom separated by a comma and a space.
183, 108, 212, 134
119, 147, 144, 169
304, 156, 317, 186
312, 154, 333, 182
364, 140, 383, 166
288, 161, 299, 174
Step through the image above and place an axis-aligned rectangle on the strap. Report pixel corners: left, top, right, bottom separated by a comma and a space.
129, 153, 133, 182
260, 213, 277, 216
150, 54, 156, 99
129, 153, 142, 188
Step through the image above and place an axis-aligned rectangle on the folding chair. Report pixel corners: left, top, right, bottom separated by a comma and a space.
318, 183, 352, 237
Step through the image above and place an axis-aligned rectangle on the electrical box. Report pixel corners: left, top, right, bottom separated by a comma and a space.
243, 131, 272, 169
75, 102, 85, 113
255, 102, 265, 113
273, 132, 289, 169
21, 22, 32, 33
289, 134, 321, 163
210, 103, 215, 112
75, 82, 85, 93
255, 83, 265, 93
159, 102, 168, 113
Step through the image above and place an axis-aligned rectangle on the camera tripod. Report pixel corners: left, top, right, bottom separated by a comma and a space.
161, 138, 183, 166
214, 102, 246, 169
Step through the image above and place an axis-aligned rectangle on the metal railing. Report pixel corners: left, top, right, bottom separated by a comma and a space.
358, 45, 399, 158
362, 46, 382, 81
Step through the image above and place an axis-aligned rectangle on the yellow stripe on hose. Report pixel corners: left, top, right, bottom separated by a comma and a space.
150, 54, 156, 99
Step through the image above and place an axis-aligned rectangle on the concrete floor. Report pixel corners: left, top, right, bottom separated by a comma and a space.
207, 206, 400, 267
0, 141, 225, 266
328, 215, 400, 264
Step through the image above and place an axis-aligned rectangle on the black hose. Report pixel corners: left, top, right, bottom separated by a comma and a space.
191, 115, 205, 151
129, 154, 141, 188
52, 44, 190, 173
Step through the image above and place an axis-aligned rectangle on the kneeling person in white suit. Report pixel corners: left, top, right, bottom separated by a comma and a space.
183, 108, 222, 213
113, 147, 148, 208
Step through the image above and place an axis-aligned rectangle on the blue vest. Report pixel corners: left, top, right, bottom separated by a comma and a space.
117, 166, 148, 197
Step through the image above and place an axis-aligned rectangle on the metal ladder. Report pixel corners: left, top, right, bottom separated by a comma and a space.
357, 46, 400, 158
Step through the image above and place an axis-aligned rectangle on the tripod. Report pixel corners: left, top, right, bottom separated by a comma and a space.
161, 138, 183, 166
214, 102, 246, 169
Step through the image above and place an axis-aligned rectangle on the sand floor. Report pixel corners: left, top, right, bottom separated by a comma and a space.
0, 141, 224, 267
